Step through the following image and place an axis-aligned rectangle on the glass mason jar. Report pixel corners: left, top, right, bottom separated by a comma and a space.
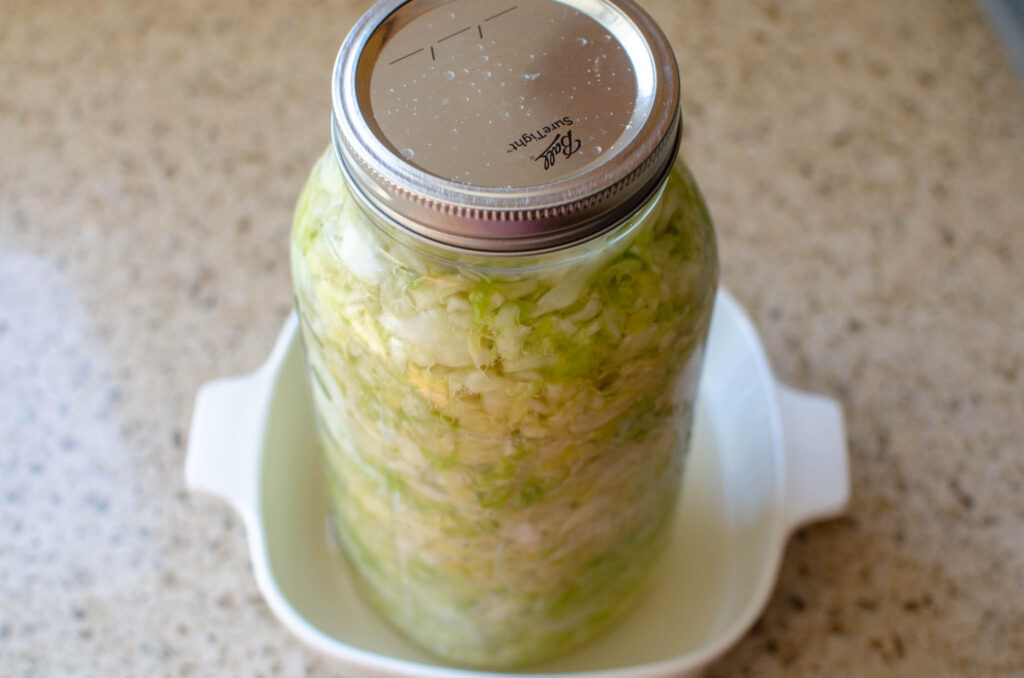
291, 0, 717, 668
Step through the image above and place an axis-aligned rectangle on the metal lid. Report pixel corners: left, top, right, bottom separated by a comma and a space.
332, 0, 681, 253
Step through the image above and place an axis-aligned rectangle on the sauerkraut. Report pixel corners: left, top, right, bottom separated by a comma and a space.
291, 149, 717, 667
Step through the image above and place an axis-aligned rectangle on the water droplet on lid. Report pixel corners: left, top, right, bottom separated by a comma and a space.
594, 146, 603, 154
444, 71, 455, 81
577, 38, 588, 46
401, 148, 415, 159
524, 73, 540, 80
483, 71, 492, 79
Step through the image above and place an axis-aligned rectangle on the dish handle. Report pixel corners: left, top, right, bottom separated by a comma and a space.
777, 383, 851, 532
185, 367, 272, 522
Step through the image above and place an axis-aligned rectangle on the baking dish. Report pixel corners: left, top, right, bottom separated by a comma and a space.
185, 288, 849, 677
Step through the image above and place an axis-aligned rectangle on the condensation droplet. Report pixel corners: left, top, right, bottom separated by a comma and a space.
444, 71, 455, 81
482, 71, 492, 79
577, 38, 588, 46
524, 73, 540, 81
401, 147, 415, 159
594, 146, 603, 154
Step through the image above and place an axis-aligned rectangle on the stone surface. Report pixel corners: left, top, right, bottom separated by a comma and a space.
1, 1, 1022, 676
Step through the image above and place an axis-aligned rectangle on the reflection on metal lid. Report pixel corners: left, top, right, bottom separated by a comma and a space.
333, 0, 681, 253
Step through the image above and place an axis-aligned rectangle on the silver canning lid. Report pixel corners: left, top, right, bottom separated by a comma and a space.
332, 0, 681, 253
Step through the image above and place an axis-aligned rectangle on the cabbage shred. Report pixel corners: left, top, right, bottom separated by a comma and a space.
291, 150, 717, 667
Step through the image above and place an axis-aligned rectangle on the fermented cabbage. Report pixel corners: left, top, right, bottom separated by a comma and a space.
291, 149, 717, 667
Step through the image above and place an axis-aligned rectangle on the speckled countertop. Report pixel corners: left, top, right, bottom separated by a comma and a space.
2, 1, 1022, 676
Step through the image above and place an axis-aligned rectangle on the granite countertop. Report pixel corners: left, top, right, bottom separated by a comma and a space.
2, 0, 1022, 676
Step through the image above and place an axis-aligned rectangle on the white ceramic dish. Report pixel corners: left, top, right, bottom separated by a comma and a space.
186, 288, 849, 678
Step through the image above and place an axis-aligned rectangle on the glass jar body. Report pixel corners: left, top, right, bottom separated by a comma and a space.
291, 149, 718, 668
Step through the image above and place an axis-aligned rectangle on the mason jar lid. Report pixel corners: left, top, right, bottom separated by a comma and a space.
332, 0, 681, 253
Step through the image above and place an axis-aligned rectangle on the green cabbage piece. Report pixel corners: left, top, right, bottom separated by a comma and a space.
291, 149, 717, 668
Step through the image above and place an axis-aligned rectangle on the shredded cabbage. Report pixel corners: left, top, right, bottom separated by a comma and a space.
291, 149, 717, 667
